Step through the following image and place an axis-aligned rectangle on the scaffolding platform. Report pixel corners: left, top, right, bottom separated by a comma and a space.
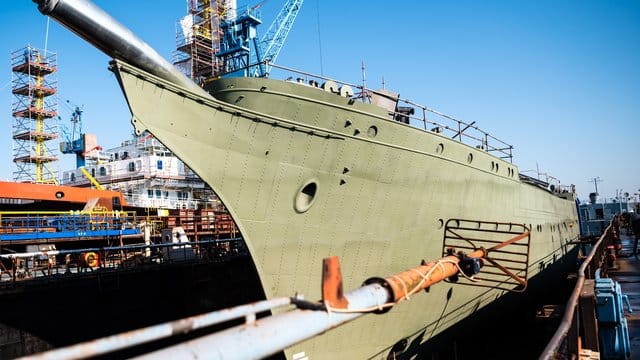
11, 84, 57, 97
12, 130, 59, 141
12, 105, 57, 119
13, 154, 59, 164
10, 45, 59, 183
11, 60, 56, 76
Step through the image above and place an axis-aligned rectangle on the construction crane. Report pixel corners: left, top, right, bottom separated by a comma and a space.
216, 0, 303, 77
59, 104, 86, 167
59, 103, 103, 169
252, 0, 304, 76
174, 0, 303, 79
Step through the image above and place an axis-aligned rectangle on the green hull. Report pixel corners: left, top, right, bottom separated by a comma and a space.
113, 60, 579, 359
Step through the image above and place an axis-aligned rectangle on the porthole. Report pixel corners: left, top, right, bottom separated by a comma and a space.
491, 161, 495, 171
367, 126, 378, 138
55, 191, 64, 199
437, 219, 444, 229
467, 153, 473, 164
494, 163, 499, 172
294, 180, 319, 213
436, 143, 444, 154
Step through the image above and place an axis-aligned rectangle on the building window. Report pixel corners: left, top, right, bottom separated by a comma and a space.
155, 190, 161, 198
157, 160, 163, 170
147, 189, 153, 198
70, 173, 75, 182
177, 191, 189, 200
595, 208, 604, 220
99, 166, 106, 176
91, 168, 96, 177
164, 191, 169, 198
128, 162, 135, 172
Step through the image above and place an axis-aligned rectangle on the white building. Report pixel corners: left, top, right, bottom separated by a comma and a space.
60, 132, 218, 210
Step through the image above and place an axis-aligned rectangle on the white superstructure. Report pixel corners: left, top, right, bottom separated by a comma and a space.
60, 132, 217, 209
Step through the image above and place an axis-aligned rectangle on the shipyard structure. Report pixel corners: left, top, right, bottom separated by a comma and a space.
6, 0, 637, 359
59, 132, 219, 210
10, 45, 59, 184
26, 0, 584, 359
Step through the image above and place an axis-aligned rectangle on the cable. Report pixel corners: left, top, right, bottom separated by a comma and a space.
315, 0, 324, 76
324, 254, 488, 315
44, 17, 51, 54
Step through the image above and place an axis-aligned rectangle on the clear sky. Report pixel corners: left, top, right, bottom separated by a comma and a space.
0, 0, 638, 202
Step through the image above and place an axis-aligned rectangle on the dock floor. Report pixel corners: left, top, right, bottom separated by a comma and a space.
608, 233, 640, 359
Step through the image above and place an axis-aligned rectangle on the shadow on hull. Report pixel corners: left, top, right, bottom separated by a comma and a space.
389, 247, 579, 360
1, 248, 578, 359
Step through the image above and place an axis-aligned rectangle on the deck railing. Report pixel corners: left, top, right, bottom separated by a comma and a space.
539, 217, 617, 358
0, 210, 138, 233
0, 237, 247, 284
232, 61, 515, 162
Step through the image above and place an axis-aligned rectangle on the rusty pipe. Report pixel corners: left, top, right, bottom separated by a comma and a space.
381, 229, 530, 302
382, 248, 487, 303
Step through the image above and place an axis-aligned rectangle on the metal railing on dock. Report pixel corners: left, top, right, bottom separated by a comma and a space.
0, 210, 140, 243
0, 238, 247, 285
540, 217, 617, 359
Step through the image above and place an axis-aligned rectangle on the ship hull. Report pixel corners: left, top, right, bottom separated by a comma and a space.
112, 60, 579, 358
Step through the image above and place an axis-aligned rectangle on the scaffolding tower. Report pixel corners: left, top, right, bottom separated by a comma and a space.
11, 45, 59, 184
174, 0, 230, 82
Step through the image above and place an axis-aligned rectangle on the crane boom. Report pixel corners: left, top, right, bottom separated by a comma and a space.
254, 0, 303, 75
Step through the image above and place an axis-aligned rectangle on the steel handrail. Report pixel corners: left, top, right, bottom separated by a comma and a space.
539, 219, 614, 358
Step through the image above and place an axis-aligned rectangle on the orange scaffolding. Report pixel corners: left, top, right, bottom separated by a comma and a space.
173, 0, 227, 82
10, 45, 59, 184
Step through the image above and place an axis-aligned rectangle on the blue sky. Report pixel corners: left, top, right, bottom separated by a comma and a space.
0, 0, 639, 202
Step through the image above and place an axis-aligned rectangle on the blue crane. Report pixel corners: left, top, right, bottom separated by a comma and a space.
59, 104, 87, 168
217, 0, 303, 77
253, 0, 304, 76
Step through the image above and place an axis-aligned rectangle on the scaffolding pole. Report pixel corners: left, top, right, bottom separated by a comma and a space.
10, 45, 59, 184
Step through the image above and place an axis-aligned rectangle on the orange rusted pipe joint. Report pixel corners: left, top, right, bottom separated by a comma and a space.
384, 248, 486, 303
322, 256, 349, 309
